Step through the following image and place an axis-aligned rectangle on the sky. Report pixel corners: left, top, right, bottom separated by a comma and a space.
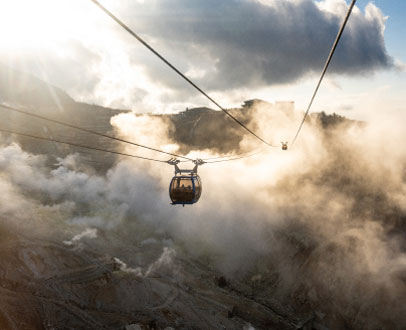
0, 0, 404, 121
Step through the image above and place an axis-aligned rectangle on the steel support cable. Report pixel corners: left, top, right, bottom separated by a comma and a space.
89, 0, 276, 148
0, 104, 193, 161
0, 128, 169, 163
200, 148, 266, 161
291, 0, 357, 145
204, 149, 265, 164
179, 148, 265, 163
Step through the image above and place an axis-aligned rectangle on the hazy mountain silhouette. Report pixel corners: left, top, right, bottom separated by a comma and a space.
0, 64, 353, 166
0, 64, 129, 171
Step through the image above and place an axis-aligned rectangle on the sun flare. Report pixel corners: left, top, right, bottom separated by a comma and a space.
0, 0, 98, 52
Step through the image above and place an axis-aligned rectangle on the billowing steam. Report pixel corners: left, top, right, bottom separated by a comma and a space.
63, 227, 98, 246
0, 103, 405, 328
114, 247, 177, 277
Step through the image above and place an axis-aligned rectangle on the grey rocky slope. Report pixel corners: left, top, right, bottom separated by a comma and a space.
0, 227, 313, 330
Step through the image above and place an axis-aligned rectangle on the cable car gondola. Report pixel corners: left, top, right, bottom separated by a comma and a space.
168, 159, 203, 206
281, 142, 288, 151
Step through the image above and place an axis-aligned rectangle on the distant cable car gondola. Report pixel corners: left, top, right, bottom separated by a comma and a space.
168, 159, 204, 206
281, 142, 288, 151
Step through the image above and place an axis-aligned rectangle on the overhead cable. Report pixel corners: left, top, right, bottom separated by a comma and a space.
291, 0, 357, 145
0, 103, 193, 161
89, 0, 276, 148
204, 149, 265, 164
0, 128, 168, 163
200, 148, 266, 162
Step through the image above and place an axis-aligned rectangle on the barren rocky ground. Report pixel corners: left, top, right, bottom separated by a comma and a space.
0, 229, 315, 330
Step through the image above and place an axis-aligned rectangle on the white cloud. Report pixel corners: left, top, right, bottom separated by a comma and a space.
0, 0, 395, 113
